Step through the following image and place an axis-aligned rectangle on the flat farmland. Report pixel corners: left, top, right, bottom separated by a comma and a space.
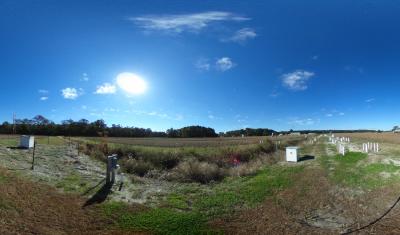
336, 132, 400, 144
79, 135, 301, 147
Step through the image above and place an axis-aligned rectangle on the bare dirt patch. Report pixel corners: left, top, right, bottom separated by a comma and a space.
0, 167, 146, 235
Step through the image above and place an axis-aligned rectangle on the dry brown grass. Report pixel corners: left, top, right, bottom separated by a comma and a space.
81, 135, 302, 147
0, 167, 145, 235
336, 132, 400, 144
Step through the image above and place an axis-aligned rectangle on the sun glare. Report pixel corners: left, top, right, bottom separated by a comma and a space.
116, 72, 147, 95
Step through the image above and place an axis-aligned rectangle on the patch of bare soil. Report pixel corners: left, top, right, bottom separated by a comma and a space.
211, 164, 400, 235
0, 167, 146, 235
211, 168, 340, 234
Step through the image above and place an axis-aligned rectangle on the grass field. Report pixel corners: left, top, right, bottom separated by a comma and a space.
1, 133, 400, 234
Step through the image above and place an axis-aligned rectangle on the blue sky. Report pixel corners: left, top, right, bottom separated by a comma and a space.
1, 0, 400, 132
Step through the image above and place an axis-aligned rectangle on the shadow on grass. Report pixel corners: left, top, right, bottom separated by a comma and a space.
7, 146, 29, 150
83, 181, 113, 208
81, 178, 105, 196
299, 155, 315, 162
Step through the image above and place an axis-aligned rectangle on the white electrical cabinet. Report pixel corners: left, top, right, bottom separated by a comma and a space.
286, 146, 299, 162
20, 135, 34, 148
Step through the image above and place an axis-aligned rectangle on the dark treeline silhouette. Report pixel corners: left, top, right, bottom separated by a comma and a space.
0, 115, 384, 138
167, 126, 218, 138
223, 128, 277, 137
0, 115, 218, 138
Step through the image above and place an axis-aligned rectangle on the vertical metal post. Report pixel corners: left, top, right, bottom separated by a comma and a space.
106, 156, 112, 185
106, 154, 118, 185
31, 141, 36, 170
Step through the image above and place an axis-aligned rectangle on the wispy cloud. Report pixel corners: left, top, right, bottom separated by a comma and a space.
81, 73, 89, 81
195, 58, 210, 71
312, 55, 319, 60
38, 89, 49, 94
126, 109, 184, 121
95, 83, 117, 94
326, 113, 333, 117
216, 57, 235, 71
61, 88, 83, 100
281, 70, 314, 91
225, 28, 257, 43
365, 98, 375, 103
130, 11, 249, 34
40, 96, 48, 101
288, 117, 317, 126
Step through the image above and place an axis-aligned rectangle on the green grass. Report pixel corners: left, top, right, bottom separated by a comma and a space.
0, 174, 9, 183
55, 173, 89, 193
0, 136, 66, 147
193, 165, 304, 217
166, 194, 190, 210
320, 152, 400, 189
0, 197, 16, 211
0, 137, 18, 146
102, 165, 304, 234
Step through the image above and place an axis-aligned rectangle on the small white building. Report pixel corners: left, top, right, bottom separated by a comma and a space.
20, 135, 34, 148
286, 146, 299, 162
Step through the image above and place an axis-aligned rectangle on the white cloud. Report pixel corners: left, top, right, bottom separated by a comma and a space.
81, 73, 89, 81
61, 88, 82, 100
216, 57, 235, 71
38, 89, 48, 94
208, 114, 215, 119
312, 55, 319, 60
95, 83, 117, 94
282, 70, 314, 91
339, 112, 345, 116
40, 96, 48, 101
81, 105, 87, 110
130, 11, 249, 33
227, 28, 256, 43
195, 58, 210, 71
365, 98, 375, 103
288, 118, 316, 126
326, 113, 333, 117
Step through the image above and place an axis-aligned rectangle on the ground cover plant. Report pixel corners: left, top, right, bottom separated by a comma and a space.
77, 137, 303, 184
100, 164, 304, 234
320, 151, 400, 189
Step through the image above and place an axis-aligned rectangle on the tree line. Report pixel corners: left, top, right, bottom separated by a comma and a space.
0, 115, 385, 138
0, 115, 218, 138
222, 128, 277, 137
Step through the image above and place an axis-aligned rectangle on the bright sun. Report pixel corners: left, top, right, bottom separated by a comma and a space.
116, 72, 147, 95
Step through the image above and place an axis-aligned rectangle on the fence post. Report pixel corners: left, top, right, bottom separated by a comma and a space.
31, 141, 36, 170
106, 154, 118, 185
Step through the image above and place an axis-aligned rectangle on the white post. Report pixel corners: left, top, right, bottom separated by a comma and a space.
377, 143, 380, 152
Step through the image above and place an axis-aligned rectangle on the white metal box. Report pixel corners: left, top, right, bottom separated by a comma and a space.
286, 146, 299, 162
20, 135, 34, 148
